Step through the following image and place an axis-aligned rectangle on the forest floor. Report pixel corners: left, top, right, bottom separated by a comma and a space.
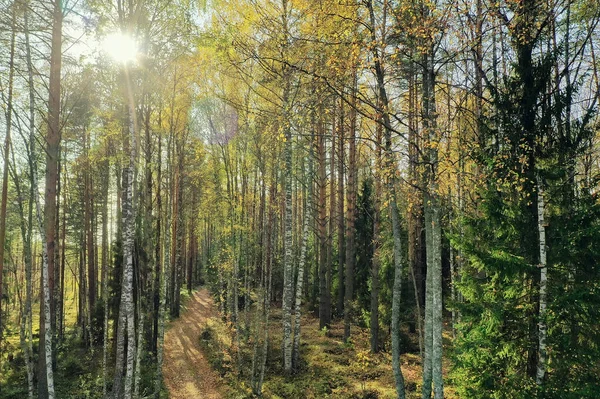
193, 290, 458, 399
163, 288, 224, 399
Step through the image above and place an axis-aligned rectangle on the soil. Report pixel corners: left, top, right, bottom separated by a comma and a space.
163, 288, 223, 399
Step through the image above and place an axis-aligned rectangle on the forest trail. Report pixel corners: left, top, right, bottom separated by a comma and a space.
163, 288, 223, 399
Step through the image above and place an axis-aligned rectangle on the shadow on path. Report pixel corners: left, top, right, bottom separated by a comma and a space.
163, 289, 223, 399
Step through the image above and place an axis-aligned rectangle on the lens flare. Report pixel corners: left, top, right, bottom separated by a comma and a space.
102, 32, 138, 64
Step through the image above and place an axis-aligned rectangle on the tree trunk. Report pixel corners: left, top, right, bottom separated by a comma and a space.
336, 98, 345, 316
134, 293, 144, 398
187, 222, 194, 294
422, 208, 433, 399
344, 78, 357, 342
293, 132, 313, 369
113, 67, 137, 399
536, 176, 548, 385
328, 105, 336, 325
408, 57, 424, 358
85, 129, 97, 319
256, 175, 276, 394
318, 116, 331, 329
23, 6, 36, 395
12, 8, 36, 395
38, 1, 62, 396
0, 4, 16, 347
364, 1, 407, 395
155, 137, 171, 396
422, 48, 443, 399
102, 157, 110, 397
292, 207, 310, 370
390, 197, 406, 399
370, 122, 382, 354
281, 0, 294, 371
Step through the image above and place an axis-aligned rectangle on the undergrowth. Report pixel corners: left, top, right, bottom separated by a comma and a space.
198, 301, 458, 399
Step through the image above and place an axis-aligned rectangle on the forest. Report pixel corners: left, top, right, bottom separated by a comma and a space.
0, 0, 599, 398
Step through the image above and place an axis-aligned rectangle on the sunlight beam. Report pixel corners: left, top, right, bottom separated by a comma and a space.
102, 32, 138, 64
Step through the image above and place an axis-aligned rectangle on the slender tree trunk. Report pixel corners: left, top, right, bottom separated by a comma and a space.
536, 177, 548, 385
79, 237, 88, 339
336, 98, 345, 315
422, 208, 433, 399
293, 137, 313, 369
318, 115, 331, 329
155, 131, 171, 398
111, 198, 123, 388
85, 128, 97, 319
37, 193, 56, 399
259, 177, 275, 390
31, 109, 57, 399
38, 2, 62, 396
187, 223, 193, 294
408, 57, 424, 358
152, 113, 163, 356
23, 7, 36, 395
328, 105, 336, 325
60, 166, 67, 343
370, 122, 382, 354
134, 293, 144, 398
282, 125, 294, 372
364, 1, 406, 395
344, 84, 357, 342
114, 66, 138, 399
251, 169, 266, 393
390, 197, 406, 399
422, 47, 443, 399
450, 245, 456, 339
292, 207, 310, 370
173, 139, 184, 318
102, 158, 110, 397
281, 0, 294, 371
0, 4, 16, 346
11, 8, 35, 394
429, 200, 443, 399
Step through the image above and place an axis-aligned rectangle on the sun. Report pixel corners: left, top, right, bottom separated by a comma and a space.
102, 32, 138, 64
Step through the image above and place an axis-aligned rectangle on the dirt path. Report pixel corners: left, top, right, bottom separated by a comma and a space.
163, 288, 223, 399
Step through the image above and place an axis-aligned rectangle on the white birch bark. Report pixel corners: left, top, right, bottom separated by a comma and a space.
282, 134, 293, 373
122, 92, 137, 399
279, 0, 294, 374
114, 68, 137, 399
536, 177, 548, 385
41, 230, 56, 399
32, 138, 55, 399
27, 44, 56, 397
292, 210, 310, 369
252, 180, 268, 395
155, 136, 171, 399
